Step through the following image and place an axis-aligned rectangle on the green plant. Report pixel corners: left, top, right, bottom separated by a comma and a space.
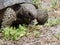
33, 0, 38, 4
34, 31, 39, 37
54, 33, 60, 39
44, 19, 60, 27
38, 3, 42, 9
2, 27, 13, 40
51, 0, 57, 9
31, 25, 40, 30
33, 0, 42, 9
25, 32, 30, 37
2, 25, 28, 40
32, 19, 38, 25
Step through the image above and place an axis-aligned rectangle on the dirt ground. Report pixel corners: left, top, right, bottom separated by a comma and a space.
0, 0, 60, 45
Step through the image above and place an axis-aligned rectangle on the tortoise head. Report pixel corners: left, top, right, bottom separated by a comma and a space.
20, 3, 38, 19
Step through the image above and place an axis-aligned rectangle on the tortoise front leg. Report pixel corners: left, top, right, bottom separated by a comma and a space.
36, 9, 48, 24
1, 8, 16, 28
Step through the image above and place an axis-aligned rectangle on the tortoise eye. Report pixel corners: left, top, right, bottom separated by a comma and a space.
28, 12, 35, 20
28, 12, 31, 15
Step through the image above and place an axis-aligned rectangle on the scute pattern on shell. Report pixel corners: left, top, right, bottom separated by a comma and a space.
0, 0, 32, 9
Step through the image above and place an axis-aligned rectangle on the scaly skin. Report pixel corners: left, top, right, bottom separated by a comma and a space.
16, 3, 48, 25
0, 3, 48, 28
1, 8, 16, 28
36, 9, 48, 24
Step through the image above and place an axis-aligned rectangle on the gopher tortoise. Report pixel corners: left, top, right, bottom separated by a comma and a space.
0, 0, 48, 28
